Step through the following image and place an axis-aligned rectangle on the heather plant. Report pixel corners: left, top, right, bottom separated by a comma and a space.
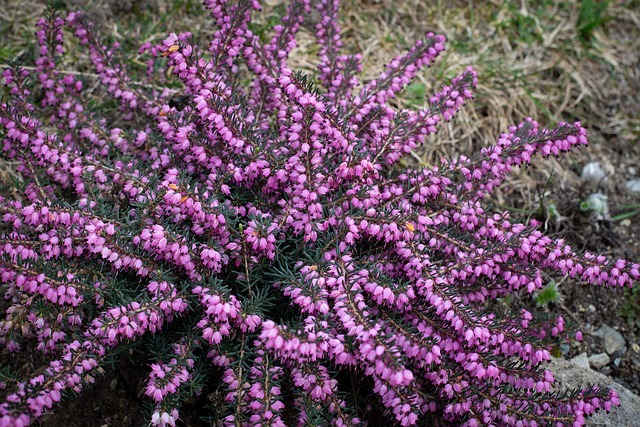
0, 0, 638, 426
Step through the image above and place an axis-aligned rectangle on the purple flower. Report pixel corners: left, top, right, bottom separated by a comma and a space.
0, 1, 636, 426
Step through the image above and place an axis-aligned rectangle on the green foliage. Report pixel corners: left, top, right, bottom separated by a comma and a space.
577, 0, 611, 43
546, 203, 559, 220
611, 203, 640, 221
497, 2, 544, 44
619, 285, 640, 328
247, 3, 288, 43
401, 81, 427, 108
534, 280, 563, 307
168, 0, 204, 14
579, 192, 609, 216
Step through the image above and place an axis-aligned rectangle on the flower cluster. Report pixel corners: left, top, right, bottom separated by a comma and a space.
0, 1, 637, 426
146, 341, 196, 427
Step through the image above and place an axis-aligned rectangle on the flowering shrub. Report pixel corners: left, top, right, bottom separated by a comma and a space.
0, 0, 637, 426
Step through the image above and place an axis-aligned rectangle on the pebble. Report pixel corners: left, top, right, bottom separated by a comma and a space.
110, 378, 118, 391
593, 324, 626, 355
588, 304, 596, 313
632, 343, 640, 353
570, 352, 590, 369
582, 162, 607, 184
626, 179, 640, 193
589, 352, 611, 369
620, 218, 632, 227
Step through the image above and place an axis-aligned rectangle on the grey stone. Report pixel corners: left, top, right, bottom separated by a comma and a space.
626, 179, 640, 193
571, 352, 590, 369
549, 358, 640, 426
582, 162, 607, 184
603, 325, 626, 354
589, 352, 611, 369
595, 325, 626, 355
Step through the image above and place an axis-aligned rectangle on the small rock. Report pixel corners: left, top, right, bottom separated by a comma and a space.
626, 179, 640, 193
629, 166, 638, 176
589, 352, 610, 369
594, 324, 626, 355
110, 378, 118, 390
570, 352, 590, 369
620, 218, 632, 227
632, 343, 640, 353
588, 304, 596, 313
549, 358, 640, 427
614, 358, 621, 367
592, 325, 605, 337
615, 346, 628, 358
604, 328, 626, 355
581, 161, 607, 184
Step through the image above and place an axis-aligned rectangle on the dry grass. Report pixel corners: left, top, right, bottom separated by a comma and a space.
329, 0, 640, 220
0, 0, 639, 213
